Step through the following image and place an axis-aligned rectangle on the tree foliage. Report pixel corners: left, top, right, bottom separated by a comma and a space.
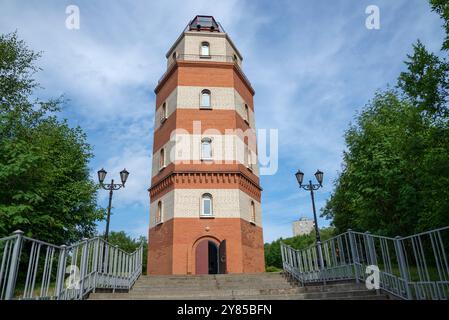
430, 0, 449, 51
107, 231, 148, 274
322, 8, 449, 237
0, 32, 104, 244
264, 228, 335, 269
398, 40, 449, 118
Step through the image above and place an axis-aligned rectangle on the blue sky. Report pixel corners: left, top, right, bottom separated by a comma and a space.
0, 0, 445, 242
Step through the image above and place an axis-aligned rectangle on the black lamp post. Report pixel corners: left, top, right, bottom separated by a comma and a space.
97, 168, 129, 243
295, 169, 324, 266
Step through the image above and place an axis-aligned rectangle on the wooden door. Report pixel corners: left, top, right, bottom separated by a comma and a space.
218, 240, 227, 274
195, 240, 209, 274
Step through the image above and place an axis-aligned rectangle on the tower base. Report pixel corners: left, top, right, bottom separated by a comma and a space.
147, 217, 265, 275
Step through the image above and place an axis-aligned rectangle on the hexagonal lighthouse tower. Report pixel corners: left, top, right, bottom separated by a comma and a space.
148, 16, 264, 275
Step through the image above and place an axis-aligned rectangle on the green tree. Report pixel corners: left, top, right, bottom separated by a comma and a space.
264, 227, 335, 269
398, 40, 449, 118
323, 3, 449, 236
107, 231, 148, 274
430, 0, 449, 51
323, 89, 449, 236
0, 32, 104, 244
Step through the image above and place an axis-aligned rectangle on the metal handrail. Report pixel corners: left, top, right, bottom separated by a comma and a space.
0, 230, 143, 300
281, 226, 449, 300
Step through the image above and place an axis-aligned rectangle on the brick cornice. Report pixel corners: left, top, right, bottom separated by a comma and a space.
148, 171, 262, 201
155, 60, 255, 96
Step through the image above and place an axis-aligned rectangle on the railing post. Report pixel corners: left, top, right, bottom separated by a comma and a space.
127, 253, 131, 289
5, 230, 24, 300
317, 241, 324, 269
55, 245, 67, 299
140, 245, 143, 272
113, 245, 118, 293
316, 241, 326, 284
280, 243, 286, 269
78, 238, 89, 299
347, 229, 359, 283
92, 238, 99, 293
394, 236, 412, 299
364, 232, 377, 266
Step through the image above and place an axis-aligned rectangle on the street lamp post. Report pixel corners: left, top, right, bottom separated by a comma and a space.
295, 169, 324, 267
97, 168, 129, 243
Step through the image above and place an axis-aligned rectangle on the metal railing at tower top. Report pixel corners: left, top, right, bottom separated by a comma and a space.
281, 226, 449, 300
0, 230, 143, 300
157, 54, 253, 91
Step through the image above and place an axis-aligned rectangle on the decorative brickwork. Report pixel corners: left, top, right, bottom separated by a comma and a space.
148, 16, 264, 275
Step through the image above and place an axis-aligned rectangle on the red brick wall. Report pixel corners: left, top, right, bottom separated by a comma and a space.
147, 217, 265, 275
147, 219, 174, 274
152, 109, 251, 153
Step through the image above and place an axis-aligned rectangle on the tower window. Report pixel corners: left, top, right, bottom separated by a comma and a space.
201, 137, 212, 160
244, 104, 250, 123
246, 144, 253, 171
159, 148, 165, 170
156, 201, 163, 224
161, 102, 167, 123
172, 51, 177, 61
250, 201, 256, 223
201, 42, 210, 56
200, 89, 211, 108
201, 193, 213, 216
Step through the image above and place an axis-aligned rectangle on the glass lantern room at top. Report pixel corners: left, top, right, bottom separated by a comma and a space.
188, 15, 223, 32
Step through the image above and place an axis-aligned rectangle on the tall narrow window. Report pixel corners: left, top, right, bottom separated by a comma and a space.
156, 201, 162, 224
201, 42, 210, 56
161, 102, 167, 123
201, 193, 213, 216
172, 51, 176, 61
201, 138, 212, 160
244, 104, 250, 123
250, 201, 256, 223
200, 89, 211, 108
159, 148, 165, 170
245, 145, 252, 170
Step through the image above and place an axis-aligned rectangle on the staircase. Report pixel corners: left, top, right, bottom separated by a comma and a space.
88, 273, 391, 300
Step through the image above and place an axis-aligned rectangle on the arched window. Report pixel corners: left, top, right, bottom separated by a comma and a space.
201, 137, 212, 160
156, 201, 162, 224
159, 148, 165, 169
245, 144, 252, 170
244, 104, 250, 123
161, 102, 167, 123
200, 89, 211, 108
201, 42, 210, 56
250, 201, 256, 223
201, 193, 213, 216
172, 51, 176, 61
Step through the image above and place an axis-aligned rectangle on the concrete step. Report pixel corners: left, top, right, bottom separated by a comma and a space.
89, 289, 385, 300
89, 287, 376, 300
135, 275, 285, 283
132, 283, 295, 292
138, 274, 285, 279
87, 273, 391, 300
135, 278, 286, 284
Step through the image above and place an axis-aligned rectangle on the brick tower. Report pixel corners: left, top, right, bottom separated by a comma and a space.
147, 16, 264, 275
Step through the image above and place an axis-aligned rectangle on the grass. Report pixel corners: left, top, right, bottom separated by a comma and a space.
265, 266, 282, 272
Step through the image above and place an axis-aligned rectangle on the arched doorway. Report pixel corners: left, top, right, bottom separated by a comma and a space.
195, 239, 226, 274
